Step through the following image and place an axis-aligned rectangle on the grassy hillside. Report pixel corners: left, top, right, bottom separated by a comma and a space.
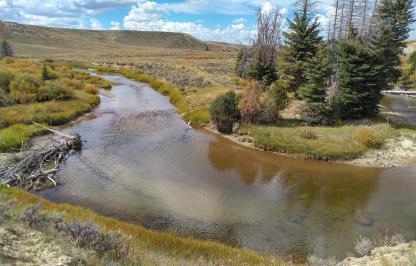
0, 20, 233, 57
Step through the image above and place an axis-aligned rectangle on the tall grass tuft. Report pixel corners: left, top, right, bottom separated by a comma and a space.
355, 235, 373, 256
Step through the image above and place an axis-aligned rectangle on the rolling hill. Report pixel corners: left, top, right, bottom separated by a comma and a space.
0, 20, 227, 59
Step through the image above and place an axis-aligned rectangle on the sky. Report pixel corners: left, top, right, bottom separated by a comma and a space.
0, 0, 414, 43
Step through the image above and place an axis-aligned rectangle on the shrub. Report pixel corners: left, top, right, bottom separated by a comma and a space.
84, 84, 99, 95
59, 222, 129, 259
355, 235, 373, 256
0, 71, 13, 93
355, 128, 384, 148
209, 91, 240, 133
0, 91, 11, 107
238, 81, 262, 123
21, 203, 44, 228
257, 81, 288, 123
0, 197, 16, 222
63, 78, 83, 90
10, 74, 40, 93
101, 80, 112, 90
42, 64, 55, 81
21, 204, 64, 232
36, 81, 74, 102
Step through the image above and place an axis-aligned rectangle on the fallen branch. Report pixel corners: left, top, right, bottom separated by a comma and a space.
0, 125, 85, 191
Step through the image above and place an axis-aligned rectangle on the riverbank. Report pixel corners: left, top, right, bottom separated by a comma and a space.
205, 122, 416, 167
341, 241, 416, 265
90, 65, 416, 167
0, 185, 285, 266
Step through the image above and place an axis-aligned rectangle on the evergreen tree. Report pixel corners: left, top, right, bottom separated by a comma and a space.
299, 45, 334, 124
0, 40, 13, 57
334, 34, 385, 119
42, 64, 52, 81
371, 0, 415, 86
281, 0, 322, 92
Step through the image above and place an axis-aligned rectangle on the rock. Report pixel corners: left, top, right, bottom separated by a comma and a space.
355, 211, 374, 226
400, 139, 414, 149
341, 242, 416, 266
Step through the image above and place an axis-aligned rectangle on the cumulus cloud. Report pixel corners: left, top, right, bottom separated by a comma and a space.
110, 21, 121, 30
90, 18, 103, 29
161, 0, 297, 16
123, 1, 257, 43
0, 0, 134, 28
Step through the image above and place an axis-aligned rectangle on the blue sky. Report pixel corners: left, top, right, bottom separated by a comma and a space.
0, 0, 414, 43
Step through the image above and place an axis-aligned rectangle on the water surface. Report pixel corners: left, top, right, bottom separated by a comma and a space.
38, 75, 416, 259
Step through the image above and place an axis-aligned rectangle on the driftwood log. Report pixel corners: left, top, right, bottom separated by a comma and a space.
0, 123, 85, 191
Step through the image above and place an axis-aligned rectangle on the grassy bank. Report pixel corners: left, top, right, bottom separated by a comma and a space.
240, 123, 399, 160
0, 58, 106, 152
92, 64, 416, 162
0, 185, 284, 265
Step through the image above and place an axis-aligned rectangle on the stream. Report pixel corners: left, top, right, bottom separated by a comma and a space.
37, 74, 416, 259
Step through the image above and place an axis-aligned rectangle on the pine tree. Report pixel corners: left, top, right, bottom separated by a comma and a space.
42, 64, 52, 81
281, 0, 322, 92
371, 0, 415, 86
299, 45, 334, 124
334, 31, 385, 119
0, 40, 13, 57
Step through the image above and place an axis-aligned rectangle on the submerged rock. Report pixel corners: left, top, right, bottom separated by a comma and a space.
355, 211, 374, 226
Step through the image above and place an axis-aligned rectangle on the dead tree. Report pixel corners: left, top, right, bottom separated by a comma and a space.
235, 5, 283, 79
254, 6, 283, 67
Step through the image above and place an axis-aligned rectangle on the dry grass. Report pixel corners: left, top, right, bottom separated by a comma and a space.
0, 185, 285, 266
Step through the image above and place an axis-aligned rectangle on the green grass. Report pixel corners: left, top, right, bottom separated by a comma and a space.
184, 107, 210, 124
0, 185, 285, 266
0, 124, 46, 151
0, 90, 99, 128
241, 123, 395, 160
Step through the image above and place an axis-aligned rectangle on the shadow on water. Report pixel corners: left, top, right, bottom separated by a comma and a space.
36, 74, 416, 260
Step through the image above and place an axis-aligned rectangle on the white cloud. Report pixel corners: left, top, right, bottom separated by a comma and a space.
261, 1, 274, 15
124, 1, 256, 43
0, 0, 134, 28
162, 0, 297, 16
110, 21, 121, 30
90, 18, 103, 29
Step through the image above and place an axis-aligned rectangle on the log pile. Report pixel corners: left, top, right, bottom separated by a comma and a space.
0, 124, 84, 191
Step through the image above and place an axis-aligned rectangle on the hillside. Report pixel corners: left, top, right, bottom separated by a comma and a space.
0, 20, 219, 58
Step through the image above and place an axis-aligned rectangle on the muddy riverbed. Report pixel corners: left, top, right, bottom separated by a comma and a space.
36, 74, 416, 260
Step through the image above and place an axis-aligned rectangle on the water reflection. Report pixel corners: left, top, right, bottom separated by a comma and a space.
36, 75, 416, 260
206, 134, 384, 257
381, 95, 416, 124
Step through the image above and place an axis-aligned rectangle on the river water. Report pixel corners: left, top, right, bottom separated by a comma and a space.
37, 75, 416, 260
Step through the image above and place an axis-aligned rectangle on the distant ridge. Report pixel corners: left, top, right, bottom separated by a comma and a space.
0, 20, 212, 56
